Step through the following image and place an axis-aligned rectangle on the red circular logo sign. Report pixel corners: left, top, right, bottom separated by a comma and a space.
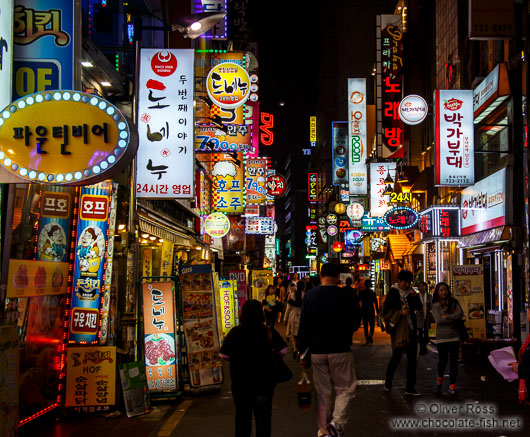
332, 242, 345, 252
151, 51, 177, 77
266, 174, 287, 197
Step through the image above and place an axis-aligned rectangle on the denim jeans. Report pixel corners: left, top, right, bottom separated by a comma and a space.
385, 335, 418, 391
232, 390, 274, 437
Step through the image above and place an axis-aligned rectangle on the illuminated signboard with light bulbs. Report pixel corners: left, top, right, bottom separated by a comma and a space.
0, 91, 135, 185
384, 207, 419, 230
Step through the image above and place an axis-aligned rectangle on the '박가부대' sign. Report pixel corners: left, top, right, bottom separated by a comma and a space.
0, 91, 135, 184
435, 89, 474, 186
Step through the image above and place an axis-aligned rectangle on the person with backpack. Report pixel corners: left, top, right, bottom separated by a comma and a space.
382, 270, 423, 396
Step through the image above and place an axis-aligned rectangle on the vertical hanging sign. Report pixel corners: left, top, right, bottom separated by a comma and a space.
370, 162, 396, 217
332, 121, 348, 186
347, 78, 368, 194
69, 181, 112, 344
0, 0, 13, 109
435, 89, 474, 186
137, 49, 195, 198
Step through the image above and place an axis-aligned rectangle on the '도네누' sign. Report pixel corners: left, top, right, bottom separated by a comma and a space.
206, 62, 250, 109
0, 91, 136, 184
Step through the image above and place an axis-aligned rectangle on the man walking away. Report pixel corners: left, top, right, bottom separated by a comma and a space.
358, 279, 379, 345
383, 270, 423, 396
298, 263, 361, 437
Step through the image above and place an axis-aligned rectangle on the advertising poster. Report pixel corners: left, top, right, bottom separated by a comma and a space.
119, 361, 148, 418
198, 152, 245, 214
180, 264, 223, 387
435, 89, 474, 186
377, 14, 405, 158
0, 0, 13, 111
137, 49, 195, 198
452, 265, 486, 339
160, 240, 174, 277
195, 124, 252, 153
245, 157, 269, 204
13, 0, 76, 99
347, 78, 368, 193
225, 215, 245, 251
19, 294, 66, 421
219, 280, 236, 338
65, 346, 116, 408
229, 269, 248, 310
250, 269, 273, 301
7, 259, 69, 297
142, 282, 177, 392
370, 162, 396, 217
332, 121, 348, 186
0, 326, 18, 437
69, 181, 112, 344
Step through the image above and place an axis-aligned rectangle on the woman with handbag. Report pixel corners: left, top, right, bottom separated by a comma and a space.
432, 282, 464, 395
509, 304, 530, 405
220, 299, 288, 437
285, 280, 304, 359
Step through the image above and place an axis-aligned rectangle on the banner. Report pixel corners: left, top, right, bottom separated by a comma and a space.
347, 78, 368, 193
65, 346, 116, 407
142, 248, 153, 278
160, 240, 174, 277
332, 121, 348, 186
142, 282, 177, 392
69, 181, 112, 344
435, 89, 474, 186
0, 0, 13, 109
198, 152, 245, 214
452, 265, 486, 339
245, 157, 269, 204
250, 269, 273, 301
13, 0, 76, 99
369, 162, 396, 217
219, 279, 236, 338
7, 259, 69, 297
137, 49, 195, 198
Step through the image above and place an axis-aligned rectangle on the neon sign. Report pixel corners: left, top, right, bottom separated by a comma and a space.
259, 112, 274, 146
384, 207, 419, 230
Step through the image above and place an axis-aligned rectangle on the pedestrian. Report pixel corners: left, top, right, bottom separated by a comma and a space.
432, 281, 464, 395
298, 263, 361, 437
358, 279, 379, 345
220, 299, 288, 437
262, 285, 279, 328
286, 280, 304, 359
509, 303, 530, 405
416, 281, 432, 355
383, 269, 423, 396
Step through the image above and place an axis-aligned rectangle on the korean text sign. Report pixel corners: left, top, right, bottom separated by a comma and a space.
332, 121, 348, 186
245, 158, 268, 204
137, 49, 195, 198
65, 346, 116, 407
369, 162, 396, 217
219, 280, 236, 338
435, 89, 474, 186
142, 281, 177, 392
13, 0, 76, 99
69, 182, 112, 344
0, 0, 13, 109
347, 79, 368, 194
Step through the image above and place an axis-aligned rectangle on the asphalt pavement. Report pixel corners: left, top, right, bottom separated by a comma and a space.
20, 324, 530, 436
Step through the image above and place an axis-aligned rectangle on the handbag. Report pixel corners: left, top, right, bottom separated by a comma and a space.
453, 319, 469, 341
297, 372, 312, 410
267, 327, 293, 384
392, 315, 411, 349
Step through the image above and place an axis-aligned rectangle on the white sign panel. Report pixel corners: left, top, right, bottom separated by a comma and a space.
347, 201, 365, 220
399, 94, 428, 125
461, 167, 509, 235
473, 64, 499, 116
0, 0, 13, 109
245, 217, 275, 235
348, 78, 368, 194
435, 89, 474, 186
137, 49, 195, 198
370, 162, 396, 217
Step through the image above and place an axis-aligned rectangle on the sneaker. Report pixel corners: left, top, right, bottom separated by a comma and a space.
449, 384, 457, 395
328, 421, 344, 437
369, 336, 374, 344
435, 377, 443, 392
404, 389, 422, 396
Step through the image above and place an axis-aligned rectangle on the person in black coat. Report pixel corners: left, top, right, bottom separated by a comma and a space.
382, 270, 423, 396
358, 279, 379, 345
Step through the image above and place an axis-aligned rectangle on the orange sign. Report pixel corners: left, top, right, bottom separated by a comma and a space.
0, 91, 135, 185
7, 259, 69, 297
142, 282, 178, 392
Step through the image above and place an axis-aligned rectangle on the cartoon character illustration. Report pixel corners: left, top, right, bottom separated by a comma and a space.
77, 228, 99, 260
42, 224, 67, 261
76, 227, 104, 274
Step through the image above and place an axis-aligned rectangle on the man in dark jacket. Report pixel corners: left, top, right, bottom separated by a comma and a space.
358, 279, 379, 345
298, 263, 361, 437
382, 270, 423, 396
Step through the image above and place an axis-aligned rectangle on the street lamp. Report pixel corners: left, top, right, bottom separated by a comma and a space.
172, 12, 226, 39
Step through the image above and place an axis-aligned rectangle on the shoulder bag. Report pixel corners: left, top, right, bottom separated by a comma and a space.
267, 327, 293, 384
391, 296, 411, 349
453, 318, 469, 341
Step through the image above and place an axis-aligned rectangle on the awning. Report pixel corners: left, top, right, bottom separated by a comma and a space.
459, 226, 513, 248
403, 241, 424, 256
387, 234, 412, 260
138, 213, 191, 246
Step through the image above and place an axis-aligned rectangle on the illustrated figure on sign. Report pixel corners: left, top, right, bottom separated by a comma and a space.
211, 160, 237, 190
42, 224, 67, 261
77, 227, 99, 259
76, 227, 105, 274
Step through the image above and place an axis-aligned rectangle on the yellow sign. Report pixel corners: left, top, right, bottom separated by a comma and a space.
204, 213, 230, 238
65, 346, 116, 407
219, 280, 236, 338
206, 62, 250, 109
251, 270, 274, 301
0, 91, 134, 185
160, 240, 174, 277
310, 116, 317, 143
7, 259, 69, 297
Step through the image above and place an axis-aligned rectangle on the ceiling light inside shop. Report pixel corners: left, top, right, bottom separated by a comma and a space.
149, 236, 156, 240
141, 234, 149, 238
118, 224, 126, 230
81, 61, 94, 67
159, 239, 164, 242
101, 81, 112, 87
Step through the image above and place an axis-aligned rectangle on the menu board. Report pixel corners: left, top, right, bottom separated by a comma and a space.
180, 264, 223, 387
452, 265, 486, 339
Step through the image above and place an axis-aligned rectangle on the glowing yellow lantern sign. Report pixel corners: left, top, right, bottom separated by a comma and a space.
206, 62, 251, 109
